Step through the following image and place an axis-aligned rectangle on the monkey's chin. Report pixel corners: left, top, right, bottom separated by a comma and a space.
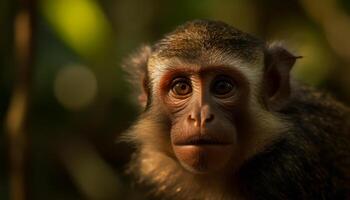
173, 145, 233, 174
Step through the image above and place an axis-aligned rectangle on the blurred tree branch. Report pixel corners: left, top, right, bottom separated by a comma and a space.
5, 0, 36, 200
301, 0, 350, 61
301, 0, 350, 102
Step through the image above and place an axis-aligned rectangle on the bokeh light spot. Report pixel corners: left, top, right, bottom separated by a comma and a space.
54, 65, 98, 110
40, 0, 112, 57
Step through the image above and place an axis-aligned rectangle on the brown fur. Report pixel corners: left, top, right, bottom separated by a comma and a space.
122, 20, 350, 200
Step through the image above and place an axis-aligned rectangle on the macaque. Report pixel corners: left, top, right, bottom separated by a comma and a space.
123, 20, 350, 200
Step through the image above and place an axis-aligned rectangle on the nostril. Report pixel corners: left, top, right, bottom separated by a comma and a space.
188, 112, 200, 127
205, 114, 214, 123
201, 114, 214, 127
188, 114, 195, 121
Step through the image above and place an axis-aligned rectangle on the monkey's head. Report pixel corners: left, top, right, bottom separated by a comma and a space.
124, 20, 298, 176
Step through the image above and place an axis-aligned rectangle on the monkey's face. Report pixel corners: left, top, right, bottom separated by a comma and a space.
125, 20, 298, 189
157, 65, 251, 174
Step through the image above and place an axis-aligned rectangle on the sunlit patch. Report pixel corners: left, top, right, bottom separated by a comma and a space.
54, 64, 98, 110
40, 0, 112, 57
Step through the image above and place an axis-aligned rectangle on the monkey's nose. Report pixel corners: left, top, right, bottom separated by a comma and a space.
201, 105, 214, 127
188, 105, 214, 127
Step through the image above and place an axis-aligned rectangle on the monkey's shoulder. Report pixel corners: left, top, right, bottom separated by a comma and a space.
283, 83, 350, 135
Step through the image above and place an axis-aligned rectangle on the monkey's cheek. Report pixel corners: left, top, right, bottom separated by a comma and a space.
173, 145, 233, 174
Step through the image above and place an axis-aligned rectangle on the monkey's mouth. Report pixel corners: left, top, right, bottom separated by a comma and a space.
174, 135, 232, 146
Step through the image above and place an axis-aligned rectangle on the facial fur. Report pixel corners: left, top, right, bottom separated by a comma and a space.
122, 19, 350, 200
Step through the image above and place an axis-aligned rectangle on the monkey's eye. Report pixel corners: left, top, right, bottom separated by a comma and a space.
171, 78, 192, 96
212, 77, 235, 97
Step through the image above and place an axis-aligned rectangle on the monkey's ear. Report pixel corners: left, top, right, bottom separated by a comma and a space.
123, 45, 152, 108
264, 43, 301, 110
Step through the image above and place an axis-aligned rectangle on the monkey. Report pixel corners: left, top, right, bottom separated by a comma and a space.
122, 19, 350, 200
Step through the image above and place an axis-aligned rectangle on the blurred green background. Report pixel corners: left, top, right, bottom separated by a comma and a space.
1, 0, 350, 199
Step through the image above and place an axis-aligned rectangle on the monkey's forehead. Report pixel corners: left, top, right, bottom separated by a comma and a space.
152, 19, 264, 62
149, 49, 264, 69
147, 50, 265, 90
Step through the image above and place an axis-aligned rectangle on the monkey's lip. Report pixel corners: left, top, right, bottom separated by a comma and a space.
173, 135, 232, 146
